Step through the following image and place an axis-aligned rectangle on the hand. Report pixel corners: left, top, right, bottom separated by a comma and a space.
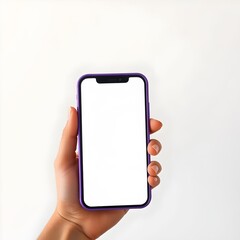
39, 107, 163, 240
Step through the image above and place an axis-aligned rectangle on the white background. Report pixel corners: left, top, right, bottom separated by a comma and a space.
0, 0, 240, 239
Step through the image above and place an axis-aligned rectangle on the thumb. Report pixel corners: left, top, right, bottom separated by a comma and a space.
55, 107, 78, 170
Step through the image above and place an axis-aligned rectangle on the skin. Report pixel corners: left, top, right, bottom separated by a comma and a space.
39, 107, 163, 240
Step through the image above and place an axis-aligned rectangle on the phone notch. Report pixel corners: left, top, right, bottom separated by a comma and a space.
96, 76, 129, 83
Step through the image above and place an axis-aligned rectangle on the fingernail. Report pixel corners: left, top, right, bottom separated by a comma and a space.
151, 165, 159, 174
152, 144, 160, 153
154, 177, 158, 182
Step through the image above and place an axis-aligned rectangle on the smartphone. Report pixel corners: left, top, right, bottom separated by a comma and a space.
76, 73, 151, 210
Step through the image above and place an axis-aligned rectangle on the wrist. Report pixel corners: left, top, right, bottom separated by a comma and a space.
38, 210, 91, 240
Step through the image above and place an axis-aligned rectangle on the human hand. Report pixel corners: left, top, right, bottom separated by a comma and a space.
39, 107, 162, 240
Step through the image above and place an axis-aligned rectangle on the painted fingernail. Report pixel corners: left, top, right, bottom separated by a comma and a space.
151, 165, 159, 174
152, 144, 160, 153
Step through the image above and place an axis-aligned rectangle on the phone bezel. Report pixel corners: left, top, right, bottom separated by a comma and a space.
76, 73, 151, 210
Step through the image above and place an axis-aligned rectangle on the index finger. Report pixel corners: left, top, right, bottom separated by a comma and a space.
149, 118, 162, 134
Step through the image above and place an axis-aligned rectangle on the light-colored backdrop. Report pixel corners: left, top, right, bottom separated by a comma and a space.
0, 0, 240, 239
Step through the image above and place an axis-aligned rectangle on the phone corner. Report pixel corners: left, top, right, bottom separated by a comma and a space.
134, 72, 149, 84
133, 187, 152, 210
79, 196, 92, 211
77, 74, 88, 87
142, 188, 152, 208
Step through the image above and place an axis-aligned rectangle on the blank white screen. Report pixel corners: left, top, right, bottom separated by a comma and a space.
81, 77, 148, 207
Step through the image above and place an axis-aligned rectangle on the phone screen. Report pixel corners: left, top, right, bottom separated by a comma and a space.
78, 75, 150, 208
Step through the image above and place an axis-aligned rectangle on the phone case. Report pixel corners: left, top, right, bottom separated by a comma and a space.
76, 73, 151, 210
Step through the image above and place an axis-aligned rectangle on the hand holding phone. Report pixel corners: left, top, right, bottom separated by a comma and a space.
39, 74, 163, 240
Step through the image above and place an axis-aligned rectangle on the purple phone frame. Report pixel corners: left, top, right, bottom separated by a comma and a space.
76, 73, 151, 210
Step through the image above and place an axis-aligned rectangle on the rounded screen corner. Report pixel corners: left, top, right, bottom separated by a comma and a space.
138, 188, 152, 209
133, 73, 148, 84
77, 74, 90, 88
128, 73, 149, 93
79, 197, 94, 210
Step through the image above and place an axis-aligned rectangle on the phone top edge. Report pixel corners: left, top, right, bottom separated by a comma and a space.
77, 72, 148, 82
